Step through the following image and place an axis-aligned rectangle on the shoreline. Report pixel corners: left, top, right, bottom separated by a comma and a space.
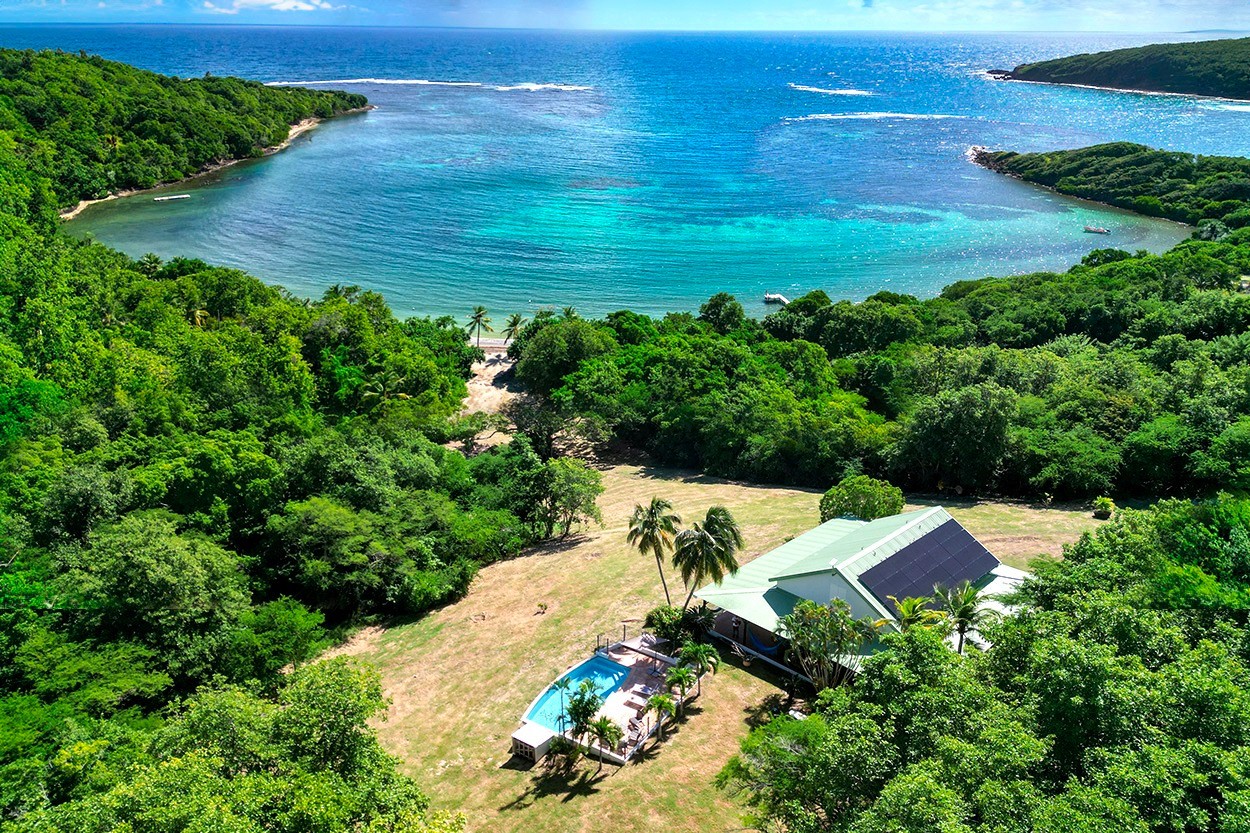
984, 70, 1250, 104
60, 105, 373, 221
966, 144, 1194, 232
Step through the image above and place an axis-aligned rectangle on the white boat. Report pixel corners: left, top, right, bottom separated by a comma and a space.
1084, 225, 1111, 234
154, 194, 191, 202
764, 292, 790, 305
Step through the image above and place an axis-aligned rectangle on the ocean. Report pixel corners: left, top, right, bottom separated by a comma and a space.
1, 25, 1239, 317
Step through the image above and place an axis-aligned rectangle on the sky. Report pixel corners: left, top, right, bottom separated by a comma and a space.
1, 0, 1249, 31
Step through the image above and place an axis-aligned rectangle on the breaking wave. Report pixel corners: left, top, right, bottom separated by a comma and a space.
785, 112, 962, 122
267, 79, 591, 92
789, 83, 875, 96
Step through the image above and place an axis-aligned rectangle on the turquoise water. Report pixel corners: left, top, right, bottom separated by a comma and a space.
2, 27, 1238, 316
525, 655, 629, 733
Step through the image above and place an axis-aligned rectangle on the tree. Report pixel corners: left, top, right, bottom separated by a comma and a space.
513, 319, 616, 395
777, 599, 880, 690
893, 383, 1017, 492
678, 641, 720, 696
137, 252, 163, 277
699, 292, 746, 334
501, 312, 528, 344
888, 595, 941, 632
360, 368, 410, 411
62, 512, 250, 680
646, 693, 677, 741
819, 475, 905, 522
565, 679, 604, 746
933, 580, 997, 654
665, 665, 697, 718
627, 497, 682, 606
586, 716, 624, 772
536, 457, 603, 539
672, 506, 744, 608
552, 677, 573, 735
466, 305, 492, 347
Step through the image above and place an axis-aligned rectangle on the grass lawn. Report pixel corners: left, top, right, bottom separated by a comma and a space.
333, 465, 1102, 832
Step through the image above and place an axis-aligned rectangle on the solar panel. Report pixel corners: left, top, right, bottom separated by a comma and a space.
858, 519, 999, 613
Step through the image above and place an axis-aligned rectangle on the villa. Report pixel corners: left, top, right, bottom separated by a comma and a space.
694, 506, 1027, 676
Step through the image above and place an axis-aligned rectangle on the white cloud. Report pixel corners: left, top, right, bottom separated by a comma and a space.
198, 0, 344, 13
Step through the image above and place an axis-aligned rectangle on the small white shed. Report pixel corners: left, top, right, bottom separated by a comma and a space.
511, 722, 556, 762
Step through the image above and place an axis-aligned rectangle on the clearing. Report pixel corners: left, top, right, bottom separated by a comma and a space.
334, 464, 1101, 833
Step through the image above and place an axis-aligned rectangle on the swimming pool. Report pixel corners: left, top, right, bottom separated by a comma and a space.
524, 655, 630, 733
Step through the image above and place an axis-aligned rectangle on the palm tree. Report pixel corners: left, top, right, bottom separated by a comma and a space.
645, 693, 677, 742
501, 312, 528, 344
189, 308, 210, 328
888, 595, 942, 632
672, 506, 744, 609
678, 641, 720, 696
360, 369, 409, 411
626, 497, 682, 606
665, 666, 698, 719
561, 306, 578, 320
552, 677, 573, 735
586, 716, 624, 772
137, 252, 162, 277
466, 305, 493, 347
933, 580, 998, 654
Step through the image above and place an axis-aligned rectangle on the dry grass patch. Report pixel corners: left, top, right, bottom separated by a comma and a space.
337, 465, 1098, 832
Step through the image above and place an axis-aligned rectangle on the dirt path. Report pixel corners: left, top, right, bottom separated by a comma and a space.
463, 350, 516, 416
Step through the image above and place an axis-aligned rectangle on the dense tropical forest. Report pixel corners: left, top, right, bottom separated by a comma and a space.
0, 48, 367, 208
2, 45, 1250, 833
507, 225, 1250, 497
0, 51, 609, 832
721, 495, 1250, 833
976, 142, 1250, 228
1001, 35, 1250, 98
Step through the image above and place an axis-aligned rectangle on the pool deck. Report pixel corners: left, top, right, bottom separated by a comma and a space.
512, 635, 684, 765
597, 639, 678, 749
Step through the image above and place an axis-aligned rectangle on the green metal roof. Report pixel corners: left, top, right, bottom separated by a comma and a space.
695, 507, 965, 633
773, 507, 953, 581
694, 586, 802, 634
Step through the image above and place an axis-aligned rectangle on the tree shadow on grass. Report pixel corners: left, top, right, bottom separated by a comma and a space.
498, 762, 606, 812
743, 693, 790, 729
635, 464, 820, 493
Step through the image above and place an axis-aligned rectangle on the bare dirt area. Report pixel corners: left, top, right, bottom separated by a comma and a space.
462, 350, 516, 416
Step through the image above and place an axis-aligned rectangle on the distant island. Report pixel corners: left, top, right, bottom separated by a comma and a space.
989, 36, 1250, 99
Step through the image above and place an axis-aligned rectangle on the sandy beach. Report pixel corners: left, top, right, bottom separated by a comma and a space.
59, 106, 372, 221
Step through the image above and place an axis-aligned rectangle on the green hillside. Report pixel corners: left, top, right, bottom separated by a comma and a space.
974, 141, 1250, 227
0, 48, 367, 208
1007, 36, 1250, 99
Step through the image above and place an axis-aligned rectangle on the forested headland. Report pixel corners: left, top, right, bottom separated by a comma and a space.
2, 47, 1250, 833
0, 48, 367, 210
997, 36, 1250, 99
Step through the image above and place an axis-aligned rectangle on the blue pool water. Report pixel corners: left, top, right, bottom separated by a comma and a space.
1, 27, 1234, 315
524, 655, 629, 733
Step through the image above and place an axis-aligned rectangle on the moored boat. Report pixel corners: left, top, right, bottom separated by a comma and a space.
154, 194, 191, 202
1084, 225, 1110, 234
764, 292, 790, 305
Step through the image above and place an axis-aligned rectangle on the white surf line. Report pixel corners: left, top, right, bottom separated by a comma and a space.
785, 112, 964, 122
267, 79, 592, 92
788, 83, 876, 96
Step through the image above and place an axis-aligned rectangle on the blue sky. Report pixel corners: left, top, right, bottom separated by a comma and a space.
1, 0, 1248, 31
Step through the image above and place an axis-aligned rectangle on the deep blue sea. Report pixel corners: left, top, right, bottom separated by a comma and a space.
2, 25, 1244, 317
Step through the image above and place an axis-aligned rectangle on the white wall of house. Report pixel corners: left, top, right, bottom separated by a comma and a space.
774, 571, 884, 622
776, 572, 833, 605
